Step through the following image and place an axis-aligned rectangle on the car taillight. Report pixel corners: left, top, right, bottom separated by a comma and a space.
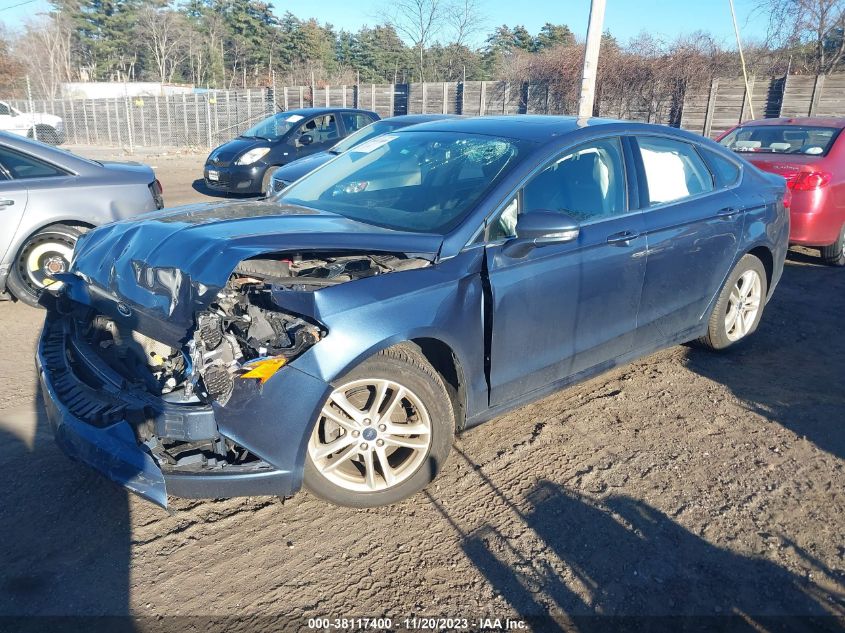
782, 187, 792, 209
149, 179, 164, 209
788, 170, 832, 191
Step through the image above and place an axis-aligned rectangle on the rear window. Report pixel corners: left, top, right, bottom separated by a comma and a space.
0, 146, 67, 179
719, 125, 839, 156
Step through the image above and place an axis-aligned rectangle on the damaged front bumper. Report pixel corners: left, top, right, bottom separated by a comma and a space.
37, 315, 318, 509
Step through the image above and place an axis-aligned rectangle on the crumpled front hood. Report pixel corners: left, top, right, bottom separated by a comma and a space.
66, 200, 443, 344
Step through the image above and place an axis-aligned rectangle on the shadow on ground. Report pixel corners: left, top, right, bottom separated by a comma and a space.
431, 449, 844, 630
0, 383, 133, 627
685, 252, 845, 461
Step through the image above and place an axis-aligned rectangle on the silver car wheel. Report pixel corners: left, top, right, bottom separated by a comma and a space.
308, 378, 433, 493
724, 269, 762, 342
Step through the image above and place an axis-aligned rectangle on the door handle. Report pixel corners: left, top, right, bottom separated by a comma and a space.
606, 230, 640, 245
716, 206, 741, 217
0, 199, 14, 207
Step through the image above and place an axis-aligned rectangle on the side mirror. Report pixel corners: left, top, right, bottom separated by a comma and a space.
299, 133, 313, 146
502, 210, 579, 258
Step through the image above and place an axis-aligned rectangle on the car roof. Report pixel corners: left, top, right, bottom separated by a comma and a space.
0, 131, 99, 171
382, 114, 460, 124
736, 116, 845, 129
402, 114, 720, 145
279, 107, 378, 117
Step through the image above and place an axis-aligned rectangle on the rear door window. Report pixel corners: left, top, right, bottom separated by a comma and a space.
341, 112, 375, 134
635, 136, 714, 205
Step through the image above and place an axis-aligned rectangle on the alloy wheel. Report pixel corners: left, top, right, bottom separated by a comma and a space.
308, 378, 433, 493
724, 269, 762, 342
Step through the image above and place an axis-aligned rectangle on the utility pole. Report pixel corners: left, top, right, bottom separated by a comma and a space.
729, 0, 755, 120
577, 0, 607, 118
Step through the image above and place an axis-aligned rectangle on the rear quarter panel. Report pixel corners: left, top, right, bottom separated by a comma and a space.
738, 168, 790, 297
5, 176, 156, 270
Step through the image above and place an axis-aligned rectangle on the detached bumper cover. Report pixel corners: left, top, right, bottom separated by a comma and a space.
37, 315, 324, 508
37, 338, 168, 507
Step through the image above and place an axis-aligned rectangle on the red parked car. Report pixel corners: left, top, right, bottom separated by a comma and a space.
718, 117, 845, 266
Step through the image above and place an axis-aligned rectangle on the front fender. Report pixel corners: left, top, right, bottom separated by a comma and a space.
286, 249, 488, 419
215, 249, 488, 493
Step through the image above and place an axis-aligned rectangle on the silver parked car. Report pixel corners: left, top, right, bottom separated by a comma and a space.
0, 132, 163, 307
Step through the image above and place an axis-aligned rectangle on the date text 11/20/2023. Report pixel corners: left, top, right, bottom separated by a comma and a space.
307, 617, 528, 630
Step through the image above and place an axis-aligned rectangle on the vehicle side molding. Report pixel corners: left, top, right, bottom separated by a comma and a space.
502, 210, 580, 258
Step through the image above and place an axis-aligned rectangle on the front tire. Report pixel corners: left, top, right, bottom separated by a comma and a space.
260, 168, 276, 197
820, 225, 845, 266
303, 345, 454, 507
697, 254, 768, 351
7, 224, 80, 308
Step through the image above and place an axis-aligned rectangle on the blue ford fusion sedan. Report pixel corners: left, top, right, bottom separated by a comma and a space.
38, 116, 789, 509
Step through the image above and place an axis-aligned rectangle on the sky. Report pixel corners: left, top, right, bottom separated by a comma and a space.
0, 0, 770, 48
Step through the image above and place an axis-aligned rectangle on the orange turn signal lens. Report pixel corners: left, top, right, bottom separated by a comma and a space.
239, 357, 287, 384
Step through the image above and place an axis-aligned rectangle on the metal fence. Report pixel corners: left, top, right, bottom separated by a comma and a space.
10, 74, 845, 151
8, 89, 277, 150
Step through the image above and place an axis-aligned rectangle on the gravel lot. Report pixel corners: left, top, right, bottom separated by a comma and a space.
0, 152, 842, 630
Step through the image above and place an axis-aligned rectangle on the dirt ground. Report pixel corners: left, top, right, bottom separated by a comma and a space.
0, 152, 843, 631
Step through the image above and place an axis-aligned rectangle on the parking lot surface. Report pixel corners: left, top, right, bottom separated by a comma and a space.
0, 154, 842, 628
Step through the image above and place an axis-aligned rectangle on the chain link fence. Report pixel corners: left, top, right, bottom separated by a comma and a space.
8, 88, 278, 151
9, 73, 845, 151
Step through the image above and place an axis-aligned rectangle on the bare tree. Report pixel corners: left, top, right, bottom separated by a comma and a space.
15, 14, 74, 98
383, 0, 446, 81
757, 0, 845, 72
137, 6, 188, 82
447, 0, 484, 47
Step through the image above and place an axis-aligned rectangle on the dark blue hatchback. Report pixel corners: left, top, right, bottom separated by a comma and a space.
40, 116, 789, 509
203, 107, 378, 195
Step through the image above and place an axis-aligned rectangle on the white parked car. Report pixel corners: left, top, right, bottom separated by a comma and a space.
0, 100, 64, 145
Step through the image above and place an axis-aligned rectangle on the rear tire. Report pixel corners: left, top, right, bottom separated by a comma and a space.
697, 254, 768, 351
820, 225, 845, 266
27, 125, 61, 145
303, 344, 454, 507
7, 224, 80, 308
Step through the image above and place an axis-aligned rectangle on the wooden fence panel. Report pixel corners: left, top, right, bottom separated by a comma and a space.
814, 74, 845, 116
709, 78, 747, 137
781, 75, 816, 117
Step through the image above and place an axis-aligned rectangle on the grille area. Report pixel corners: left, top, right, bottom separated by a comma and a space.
41, 323, 136, 427
206, 173, 230, 187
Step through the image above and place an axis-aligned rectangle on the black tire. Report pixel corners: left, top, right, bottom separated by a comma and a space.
820, 225, 845, 266
303, 344, 455, 507
7, 224, 80, 308
697, 254, 768, 351
27, 125, 61, 145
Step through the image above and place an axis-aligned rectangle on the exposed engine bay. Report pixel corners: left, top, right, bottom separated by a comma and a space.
84, 252, 430, 407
